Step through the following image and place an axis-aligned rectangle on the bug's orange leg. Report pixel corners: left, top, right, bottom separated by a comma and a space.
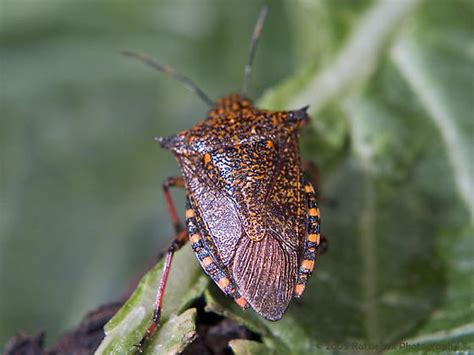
134, 176, 187, 353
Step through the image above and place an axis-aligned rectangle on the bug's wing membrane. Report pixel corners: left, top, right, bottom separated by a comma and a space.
232, 231, 298, 320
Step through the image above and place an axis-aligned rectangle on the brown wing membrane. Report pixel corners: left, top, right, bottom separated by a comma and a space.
232, 231, 298, 320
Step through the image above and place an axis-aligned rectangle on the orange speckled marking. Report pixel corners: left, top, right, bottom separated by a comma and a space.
304, 184, 314, 193
234, 296, 248, 309
217, 277, 230, 289
266, 140, 275, 149
302, 259, 315, 271
294, 283, 305, 296
309, 208, 319, 217
190, 233, 201, 243
308, 233, 319, 243
203, 153, 211, 165
202, 256, 213, 267
231, 179, 242, 186
185, 209, 195, 218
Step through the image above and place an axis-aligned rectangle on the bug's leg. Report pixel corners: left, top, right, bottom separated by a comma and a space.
134, 229, 188, 352
163, 176, 185, 234
134, 176, 186, 353
294, 177, 321, 298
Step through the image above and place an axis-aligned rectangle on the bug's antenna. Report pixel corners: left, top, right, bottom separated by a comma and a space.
121, 50, 214, 106
241, 5, 269, 97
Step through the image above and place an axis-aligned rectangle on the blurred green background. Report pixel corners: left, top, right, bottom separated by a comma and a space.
0, 0, 293, 347
1, 0, 473, 352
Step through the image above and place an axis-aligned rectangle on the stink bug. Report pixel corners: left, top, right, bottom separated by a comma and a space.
123, 5, 324, 352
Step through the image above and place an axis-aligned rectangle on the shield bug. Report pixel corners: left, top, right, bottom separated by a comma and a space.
123, 5, 324, 352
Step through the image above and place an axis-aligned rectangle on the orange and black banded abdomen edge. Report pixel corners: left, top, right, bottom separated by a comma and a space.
294, 177, 321, 298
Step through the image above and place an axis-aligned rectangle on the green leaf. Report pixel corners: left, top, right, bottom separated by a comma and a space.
96, 246, 207, 354
229, 339, 274, 355
147, 308, 197, 355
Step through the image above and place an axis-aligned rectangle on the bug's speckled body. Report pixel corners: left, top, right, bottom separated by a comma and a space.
159, 94, 321, 320
126, 7, 324, 350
